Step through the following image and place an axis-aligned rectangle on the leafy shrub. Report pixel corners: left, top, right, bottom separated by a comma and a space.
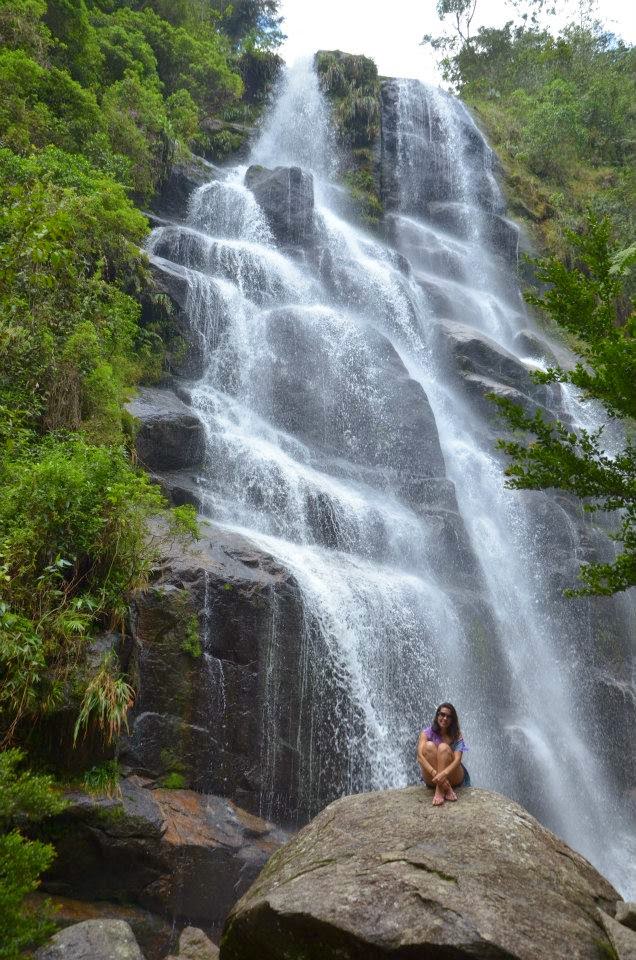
0, 439, 166, 741
0, 749, 66, 960
0, 48, 102, 153
161, 771, 186, 789
102, 70, 171, 199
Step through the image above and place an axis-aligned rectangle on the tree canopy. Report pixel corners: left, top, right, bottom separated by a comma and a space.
493, 216, 635, 595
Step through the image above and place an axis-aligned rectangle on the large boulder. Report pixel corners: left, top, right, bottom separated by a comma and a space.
221, 786, 620, 960
35, 919, 143, 960
244, 165, 314, 246
126, 387, 206, 471
38, 776, 287, 936
262, 306, 446, 479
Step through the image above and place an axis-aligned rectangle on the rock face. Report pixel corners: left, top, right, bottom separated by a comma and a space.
35, 919, 143, 960
119, 518, 306, 816
126, 387, 206, 471
244, 165, 314, 245
153, 157, 221, 220
141, 259, 210, 380
221, 786, 620, 960
38, 776, 287, 936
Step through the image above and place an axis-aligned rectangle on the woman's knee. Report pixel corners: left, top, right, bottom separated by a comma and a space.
437, 743, 452, 761
423, 742, 437, 759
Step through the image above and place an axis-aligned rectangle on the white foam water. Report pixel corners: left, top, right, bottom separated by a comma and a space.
146, 60, 635, 896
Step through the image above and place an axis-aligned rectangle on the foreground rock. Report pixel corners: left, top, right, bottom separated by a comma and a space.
598, 910, 636, 960
221, 786, 620, 960
26, 894, 173, 960
35, 919, 142, 960
167, 926, 220, 960
38, 776, 287, 935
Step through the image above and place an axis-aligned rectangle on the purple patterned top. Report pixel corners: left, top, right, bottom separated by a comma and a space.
423, 726, 468, 753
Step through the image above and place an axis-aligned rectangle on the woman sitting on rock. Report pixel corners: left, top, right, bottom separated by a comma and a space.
416, 702, 470, 806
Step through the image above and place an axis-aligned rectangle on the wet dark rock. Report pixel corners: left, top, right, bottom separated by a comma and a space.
154, 157, 219, 221
37, 776, 287, 936
263, 307, 446, 479
35, 919, 143, 960
149, 468, 208, 510
142, 259, 209, 380
244, 165, 314, 246
433, 318, 550, 407
513, 327, 558, 363
119, 518, 306, 815
126, 387, 206, 471
221, 786, 619, 960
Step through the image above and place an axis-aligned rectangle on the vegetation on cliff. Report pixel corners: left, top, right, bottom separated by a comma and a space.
0, 750, 66, 958
315, 50, 383, 228
0, 0, 282, 756
423, 3, 635, 260
0, 0, 283, 940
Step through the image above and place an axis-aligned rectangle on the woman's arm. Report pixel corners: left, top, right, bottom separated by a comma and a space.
431, 749, 463, 783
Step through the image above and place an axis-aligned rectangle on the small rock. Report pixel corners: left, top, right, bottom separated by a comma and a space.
599, 909, 636, 960
178, 926, 219, 959
35, 919, 143, 960
616, 902, 636, 932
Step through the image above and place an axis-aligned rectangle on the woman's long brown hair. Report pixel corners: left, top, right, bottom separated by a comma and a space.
431, 702, 460, 741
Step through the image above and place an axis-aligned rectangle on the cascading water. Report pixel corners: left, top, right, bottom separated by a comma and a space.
146, 59, 634, 895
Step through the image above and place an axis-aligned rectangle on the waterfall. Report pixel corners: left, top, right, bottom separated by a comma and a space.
147, 60, 635, 896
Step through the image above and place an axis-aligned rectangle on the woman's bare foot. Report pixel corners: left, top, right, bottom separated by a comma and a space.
432, 787, 445, 806
444, 785, 458, 801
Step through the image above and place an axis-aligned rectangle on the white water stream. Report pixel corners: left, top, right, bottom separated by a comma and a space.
147, 60, 634, 895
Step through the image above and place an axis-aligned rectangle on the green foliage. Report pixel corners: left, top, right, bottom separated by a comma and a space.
342, 168, 383, 228
160, 771, 186, 788
74, 653, 134, 745
315, 50, 380, 147
44, 0, 104, 86
423, 12, 635, 258
181, 615, 202, 658
82, 759, 121, 795
0, 749, 65, 959
0, 0, 259, 768
492, 215, 636, 595
168, 504, 200, 540
214, 0, 284, 50
0, 439, 166, 740
102, 69, 171, 198
315, 51, 383, 229
0, 0, 52, 64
